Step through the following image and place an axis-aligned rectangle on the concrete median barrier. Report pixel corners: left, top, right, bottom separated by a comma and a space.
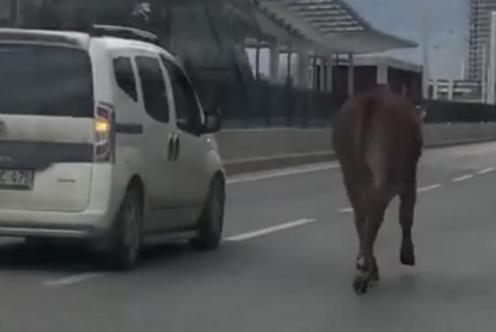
423, 123, 496, 147
218, 123, 496, 175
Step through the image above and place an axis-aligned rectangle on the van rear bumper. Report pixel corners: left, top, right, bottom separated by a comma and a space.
0, 209, 113, 239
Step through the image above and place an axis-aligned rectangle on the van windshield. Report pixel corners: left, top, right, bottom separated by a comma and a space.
0, 44, 93, 118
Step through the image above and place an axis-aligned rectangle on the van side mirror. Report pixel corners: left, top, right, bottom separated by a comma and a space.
415, 105, 427, 120
202, 109, 222, 134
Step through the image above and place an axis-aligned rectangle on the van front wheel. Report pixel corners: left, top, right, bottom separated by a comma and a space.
191, 176, 225, 251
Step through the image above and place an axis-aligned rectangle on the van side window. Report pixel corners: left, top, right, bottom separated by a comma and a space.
113, 57, 138, 102
136, 56, 169, 123
161, 57, 202, 135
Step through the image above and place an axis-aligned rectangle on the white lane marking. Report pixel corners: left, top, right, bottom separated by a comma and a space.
224, 218, 317, 242
44, 272, 106, 287
339, 208, 354, 213
227, 163, 339, 185
477, 167, 496, 175
453, 174, 475, 183
417, 183, 443, 193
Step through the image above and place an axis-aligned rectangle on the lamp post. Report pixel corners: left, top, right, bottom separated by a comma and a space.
15, 0, 21, 27
422, 0, 431, 100
486, 11, 496, 104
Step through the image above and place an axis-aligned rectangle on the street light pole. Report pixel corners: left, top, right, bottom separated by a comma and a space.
422, 0, 431, 100
15, 0, 21, 27
486, 11, 496, 104
482, 43, 488, 103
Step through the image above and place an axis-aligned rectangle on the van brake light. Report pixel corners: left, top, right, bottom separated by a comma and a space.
94, 102, 115, 163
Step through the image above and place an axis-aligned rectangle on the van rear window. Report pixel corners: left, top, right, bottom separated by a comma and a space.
0, 44, 93, 118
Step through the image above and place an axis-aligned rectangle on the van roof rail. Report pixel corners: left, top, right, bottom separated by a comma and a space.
90, 24, 160, 45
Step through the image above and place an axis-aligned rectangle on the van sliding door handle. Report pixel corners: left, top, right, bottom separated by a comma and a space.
173, 135, 180, 161
167, 134, 175, 161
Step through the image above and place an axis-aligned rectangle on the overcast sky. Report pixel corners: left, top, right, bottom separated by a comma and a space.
346, 0, 467, 79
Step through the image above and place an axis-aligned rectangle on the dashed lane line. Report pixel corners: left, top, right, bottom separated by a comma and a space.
477, 167, 496, 175
417, 183, 443, 193
227, 163, 339, 185
453, 174, 475, 183
224, 218, 317, 242
44, 272, 106, 287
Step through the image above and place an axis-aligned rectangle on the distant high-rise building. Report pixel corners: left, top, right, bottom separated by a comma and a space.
468, 0, 496, 81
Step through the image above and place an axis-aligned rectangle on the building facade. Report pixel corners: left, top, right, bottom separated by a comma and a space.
468, 0, 496, 81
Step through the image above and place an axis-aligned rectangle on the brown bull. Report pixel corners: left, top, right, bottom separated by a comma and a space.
332, 86, 423, 294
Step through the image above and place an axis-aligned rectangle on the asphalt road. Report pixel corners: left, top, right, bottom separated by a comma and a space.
2, 142, 496, 332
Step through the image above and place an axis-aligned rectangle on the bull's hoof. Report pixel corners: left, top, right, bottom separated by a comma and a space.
400, 241, 416, 266
353, 275, 369, 295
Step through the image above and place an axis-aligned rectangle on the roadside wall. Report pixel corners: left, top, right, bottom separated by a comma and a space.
217, 123, 496, 174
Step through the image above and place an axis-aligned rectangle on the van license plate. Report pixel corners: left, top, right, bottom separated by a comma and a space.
0, 170, 34, 190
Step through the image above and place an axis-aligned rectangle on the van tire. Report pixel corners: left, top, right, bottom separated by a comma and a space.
105, 188, 143, 271
191, 176, 225, 251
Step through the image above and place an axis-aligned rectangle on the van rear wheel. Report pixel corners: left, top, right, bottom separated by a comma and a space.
105, 188, 143, 271
191, 176, 225, 251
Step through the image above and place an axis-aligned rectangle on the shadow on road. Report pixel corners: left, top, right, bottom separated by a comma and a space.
0, 238, 216, 274
0, 239, 95, 274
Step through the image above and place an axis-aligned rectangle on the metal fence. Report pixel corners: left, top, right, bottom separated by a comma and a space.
195, 79, 496, 128
195, 80, 346, 128
424, 100, 496, 123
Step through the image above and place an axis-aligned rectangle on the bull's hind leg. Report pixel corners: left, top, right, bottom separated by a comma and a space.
342, 171, 369, 276
341, 170, 375, 289
399, 179, 417, 266
353, 194, 387, 294
348, 185, 366, 264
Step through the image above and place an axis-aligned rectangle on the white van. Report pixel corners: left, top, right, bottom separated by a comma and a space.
0, 26, 225, 270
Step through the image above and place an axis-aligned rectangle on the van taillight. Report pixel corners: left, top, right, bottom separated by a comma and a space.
94, 102, 115, 163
